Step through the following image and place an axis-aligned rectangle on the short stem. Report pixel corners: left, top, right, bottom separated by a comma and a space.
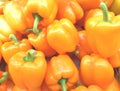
0, 72, 8, 84
23, 49, 36, 62
9, 34, 19, 44
58, 78, 67, 91
76, 83, 80, 87
100, 2, 109, 22
33, 13, 42, 36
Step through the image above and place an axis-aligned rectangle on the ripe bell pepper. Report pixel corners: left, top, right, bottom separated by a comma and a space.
104, 78, 120, 91
24, 0, 58, 31
0, 71, 8, 91
0, 15, 15, 42
45, 54, 79, 91
108, 49, 120, 68
75, 30, 92, 59
56, 0, 84, 24
1, 34, 32, 64
47, 18, 79, 54
3, 1, 28, 34
77, 0, 113, 10
109, 0, 120, 15
28, 28, 56, 57
85, 2, 120, 58
70, 84, 103, 91
80, 54, 114, 88
8, 49, 47, 91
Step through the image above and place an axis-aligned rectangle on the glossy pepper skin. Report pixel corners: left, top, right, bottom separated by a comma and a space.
77, 0, 113, 11
85, 2, 120, 58
3, 1, 28, 34
104, 78, 120, 91
8, 49, 47, 91
56, 0, 84, 24
71, 85, 103, 91
24, 0, 58, 28
1, 34, 32, 64
0, 15, 15, 42
108, 49, 120, 68
28, 28, 56, 57
75, 30, 92, 59
47, 18, 79, 54
45, 54, 79, 91
80, 54, 114, 88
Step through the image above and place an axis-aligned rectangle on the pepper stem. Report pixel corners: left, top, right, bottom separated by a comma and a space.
100, 2, 109, 22
0, 72, 8, 84
58, 78, 67, 91
33, 13, 42, 36
23, 49, 36, 62
9, 34, 19, 44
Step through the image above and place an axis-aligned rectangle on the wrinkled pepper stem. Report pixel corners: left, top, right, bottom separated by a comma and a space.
58, 78, 67, 91
100, 2, 109, 22
0, 72, 8, 84
9, 34, 20, 44
23, 49, 36, 62
33, 13, 42, 36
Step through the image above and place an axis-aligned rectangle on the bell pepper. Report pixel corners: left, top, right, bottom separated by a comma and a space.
3, 1, 28, 34
45, 54, 79, 91
80, 54, 114, 88
109, 0, 120, 15
108, 49, 120, 68
75, 30, 92, 59
77, 0, 113, 11
85, 2, 120, 58
56, 0, 84, 24
41, 81, 51, 91
8, 49, 47, 91
0, 71, 8, 91
28, 28, 56, 57
24, 0, 58, 31
0, 15, 16, 42
70, 84, 103, 91
1, 34, 32, 64
47, 18, 79, 54
12, 85, 29, 91
104, 78, 120, 91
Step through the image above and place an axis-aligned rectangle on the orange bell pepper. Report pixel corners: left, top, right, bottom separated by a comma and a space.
70, 84, 103, 91
8, 49, 47, 91
85, 2, 120, 58
104, 78, 120, 91
1, 34, 32, 64
77, 0, 113, 10
108, 49, 120, 68
28, 28, 56, 57
12, 85, 29, 91
0, 71, 8, 91
47, 18, 79, 54
75, 30, 92, 59
24, 0, 58, 31
0, 15, 16, 42
56, 0, 84, 24
41, 81, 51, 91
3, 1, 28, 34
80, 54, 114, 88
45, 54, 79, 91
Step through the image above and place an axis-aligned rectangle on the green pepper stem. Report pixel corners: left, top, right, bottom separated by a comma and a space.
33, 13, 42, 36
9, 34, 19, 44
76, 83, 80, 87
23, 49, 36, 62
58, 78, 67, 91
100, 2, 109, 22
0, 72, 8, 84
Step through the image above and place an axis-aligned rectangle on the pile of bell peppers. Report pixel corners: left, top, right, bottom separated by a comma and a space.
0, 0, 120, 91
